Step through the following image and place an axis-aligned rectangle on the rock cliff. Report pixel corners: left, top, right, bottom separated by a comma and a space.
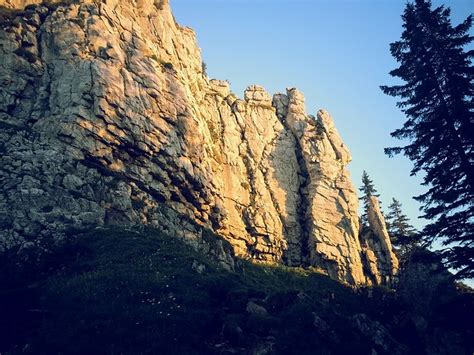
0, 0, 398, 285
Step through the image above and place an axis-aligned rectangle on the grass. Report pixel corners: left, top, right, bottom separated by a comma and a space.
0, 226, 472, 354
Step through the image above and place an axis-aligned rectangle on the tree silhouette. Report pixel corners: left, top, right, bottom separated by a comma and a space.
381, 0, 474, 278
359, 170, 380, 228
386, 198, 418, 254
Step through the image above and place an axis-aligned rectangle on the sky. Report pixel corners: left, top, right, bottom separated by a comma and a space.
171, 0, 473, 230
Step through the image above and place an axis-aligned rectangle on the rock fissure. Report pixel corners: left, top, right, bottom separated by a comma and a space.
230, 103, 264, 255
272, 95, 311, 265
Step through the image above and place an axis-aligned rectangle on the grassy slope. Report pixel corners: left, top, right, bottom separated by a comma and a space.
0, 227, 472, 354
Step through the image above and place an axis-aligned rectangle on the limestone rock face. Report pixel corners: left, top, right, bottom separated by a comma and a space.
2, 0, 42, 8
273, 90, 365, 284
0, 0, 396, 285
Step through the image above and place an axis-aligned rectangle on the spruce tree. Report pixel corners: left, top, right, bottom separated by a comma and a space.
359, 171, 380, 228
381, 0, 474, 277
386, 198, 418, 252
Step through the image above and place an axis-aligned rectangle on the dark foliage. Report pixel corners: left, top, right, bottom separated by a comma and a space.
381, 0, 474, 278
0, 228, 364, 354
386, 198, 419, 254
359, 170, 380, 227
1, 227, 472, 354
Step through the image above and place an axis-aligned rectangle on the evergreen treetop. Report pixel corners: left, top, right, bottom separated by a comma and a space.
381, 0, 474, 278
386, 198, 418, 251
359, 170, 380, 228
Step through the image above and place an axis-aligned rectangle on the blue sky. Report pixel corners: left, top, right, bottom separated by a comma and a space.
172, 0, 473, 230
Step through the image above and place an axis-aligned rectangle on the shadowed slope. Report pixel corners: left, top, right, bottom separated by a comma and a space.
1, 227, 472, 354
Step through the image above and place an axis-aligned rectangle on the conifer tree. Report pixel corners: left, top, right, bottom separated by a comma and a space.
359, 171, 380, 228
381, 0, 474, 277
386, 198, 418, 252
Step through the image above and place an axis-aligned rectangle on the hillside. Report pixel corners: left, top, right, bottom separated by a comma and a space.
1, 227, 472, 354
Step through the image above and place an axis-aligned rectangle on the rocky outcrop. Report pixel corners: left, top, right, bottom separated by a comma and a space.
0, 0, 397, 285
361, 197, 399, 285
273, 91, 365, 284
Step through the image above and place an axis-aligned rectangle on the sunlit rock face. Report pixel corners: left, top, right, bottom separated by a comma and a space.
360, 197, 399, 285
0, 0, 397, 284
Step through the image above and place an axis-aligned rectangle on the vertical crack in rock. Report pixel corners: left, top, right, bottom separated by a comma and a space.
273, 89, 367, 284
273, 93, 310, 265
259, 121, 299, 265
236, 91, 276, 261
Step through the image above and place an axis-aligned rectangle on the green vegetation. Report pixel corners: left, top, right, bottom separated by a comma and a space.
1, 227, 472, 354
358, 170, 380, 228
386, 198, 418, 255
381, 0, 474, 278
